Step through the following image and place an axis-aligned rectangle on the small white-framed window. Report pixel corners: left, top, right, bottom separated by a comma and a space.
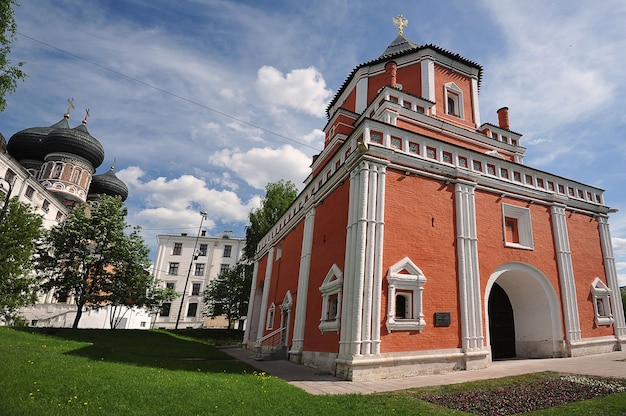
319, 264, 343, 333
502, 204, 533, 250
590, 278, 613, 326
386, 257, 427, 332
444, 82, 463, 118
266, 303, 275, 330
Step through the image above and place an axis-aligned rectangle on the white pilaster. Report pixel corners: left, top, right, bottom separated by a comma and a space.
471, 77, 480, 128
455, 181, 484, 350
421, 59, 435, 113
256, 247, 275, 341
291, 208, 316, 353
243, 261, 260, 345
597, 215, 626, 338
550, 205, 581, 342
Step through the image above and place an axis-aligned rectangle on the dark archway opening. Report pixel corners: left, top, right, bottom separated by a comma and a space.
488, 283, 516, 359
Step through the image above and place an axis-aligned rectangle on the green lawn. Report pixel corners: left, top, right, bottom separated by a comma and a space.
1, 327, 624, 415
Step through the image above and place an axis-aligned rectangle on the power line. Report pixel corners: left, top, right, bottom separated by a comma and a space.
16, 31, 323, 152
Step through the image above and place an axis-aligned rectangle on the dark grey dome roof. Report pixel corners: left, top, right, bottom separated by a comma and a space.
88, 166, 128, 201
6, 118, 69, 162
380, 34, 419, 58
44, 121, 105, 168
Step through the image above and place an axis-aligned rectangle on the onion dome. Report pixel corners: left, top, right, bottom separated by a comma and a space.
88, 165, 128, 201
43, 119, 105, 169
6, 118, 69, 162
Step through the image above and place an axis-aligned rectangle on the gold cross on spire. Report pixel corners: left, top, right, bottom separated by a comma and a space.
82, 108, 90, 125
392, 13, 408, 36
65, 97, 75, 118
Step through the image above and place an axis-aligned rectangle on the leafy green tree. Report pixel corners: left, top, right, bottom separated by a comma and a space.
0, 196, 42, 323
203, 262, 250, 329
244, 179, 298, 260
36, 195, 155, 329
0, 0, 26, 112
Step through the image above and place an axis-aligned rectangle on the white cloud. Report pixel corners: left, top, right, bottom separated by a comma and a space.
256, 66, 333, 117
208, 145, 311, 190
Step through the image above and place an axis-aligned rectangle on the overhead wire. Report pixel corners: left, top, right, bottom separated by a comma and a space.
16, 31, 324, 153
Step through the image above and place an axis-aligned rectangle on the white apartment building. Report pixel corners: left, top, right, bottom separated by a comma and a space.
152, 230, 245, 329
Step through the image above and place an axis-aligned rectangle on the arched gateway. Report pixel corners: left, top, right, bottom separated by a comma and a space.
485, 262, 565, 359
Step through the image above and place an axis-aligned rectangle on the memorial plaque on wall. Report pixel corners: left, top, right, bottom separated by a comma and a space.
434, 312, 451, 327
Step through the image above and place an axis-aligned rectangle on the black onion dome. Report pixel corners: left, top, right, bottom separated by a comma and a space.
89, 166, 128, 201
6, 118, 69, 161
43, 122, 105, 168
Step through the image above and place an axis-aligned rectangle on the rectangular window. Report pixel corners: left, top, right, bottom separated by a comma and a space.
492, 132, 498, 141
194, 263, 205, 276
25, 186, 35, 199
223, 245, 232, 258
547, 181, 555, 191
160, 303, 171, 317
403, 100, 412, 109
173, 243, 182, 255
558, 184, 565, 194
442, 151, 452, 164
187, 303, 198, 317
389, 96, 398, 104
577, 189, 584, 199
537, 178, 544, 188
408, 142, 419, 154
487, 164, 496, 175
500, 168, 509, 179
502, 204, 533, 250
4, 169, 16, 184
391, 136, 402, 149
416, 106, 425, 114
192, 283, 201, 296
42, 200, 50, 212
472, 160, 482, 171
220, 264, 230, 274
568, 187, 575, 196
513, 171, 522, 182
168, 262, 179, 275
426, 146, 436, 159
166, 282, 175, 290
458, 156, 468, 168
370, 131, 383, 144
525, 174, 533, 185
198, 244, 208, 256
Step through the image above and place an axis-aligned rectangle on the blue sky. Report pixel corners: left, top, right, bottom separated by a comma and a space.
3, 1, 626, 285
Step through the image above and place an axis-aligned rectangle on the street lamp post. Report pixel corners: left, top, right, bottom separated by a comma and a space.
0, 177, 15, 224
175, 211, 207, 330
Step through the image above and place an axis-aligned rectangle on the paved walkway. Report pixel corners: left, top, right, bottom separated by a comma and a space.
220, 347, 626, 395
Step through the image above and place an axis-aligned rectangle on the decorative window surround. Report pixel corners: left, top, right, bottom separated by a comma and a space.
590, 278, 614, 326
386, 257, 427, 332
319, 264, 343, 333
502, 204, 534, 250
444, 82, 464, 119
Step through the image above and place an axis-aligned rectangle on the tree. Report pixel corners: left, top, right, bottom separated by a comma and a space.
0, 0, 26, 112
35, 195, 154, 329
0, 196, 43, 323
244, 179, 298, 260
203, 262, 250, 329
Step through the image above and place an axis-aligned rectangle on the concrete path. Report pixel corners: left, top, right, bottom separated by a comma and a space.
220, 347, 626, 395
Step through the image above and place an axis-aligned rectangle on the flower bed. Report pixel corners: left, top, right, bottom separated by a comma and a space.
420, 375, 626, 415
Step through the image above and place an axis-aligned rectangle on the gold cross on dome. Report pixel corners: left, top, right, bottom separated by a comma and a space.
66, 97, 75, 115
392, 13, 408, 36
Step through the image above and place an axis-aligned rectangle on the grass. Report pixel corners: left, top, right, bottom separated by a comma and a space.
1, 327, 625, 415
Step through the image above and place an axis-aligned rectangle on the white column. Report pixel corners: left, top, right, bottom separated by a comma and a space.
597, 215, 626, 338
243, 261, 260, 345
291, 208, 316, 353
371, 164, 386, 355
550, 205, 581, 342
256, 247, 275, 341
455, 181, 483, 350
471, 78, 480, 128
421, 59, 435, 113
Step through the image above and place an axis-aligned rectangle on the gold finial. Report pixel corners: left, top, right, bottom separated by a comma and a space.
392, 13, 408, 36
110, 157, 117, 171
82, 108, 90, 125
65, 98, 75, 118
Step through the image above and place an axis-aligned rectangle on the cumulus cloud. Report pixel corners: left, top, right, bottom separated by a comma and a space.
208, 145, 311, 190
256, 66, 333, 117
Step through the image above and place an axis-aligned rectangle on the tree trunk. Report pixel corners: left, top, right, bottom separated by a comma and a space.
72, 303, 84, 329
